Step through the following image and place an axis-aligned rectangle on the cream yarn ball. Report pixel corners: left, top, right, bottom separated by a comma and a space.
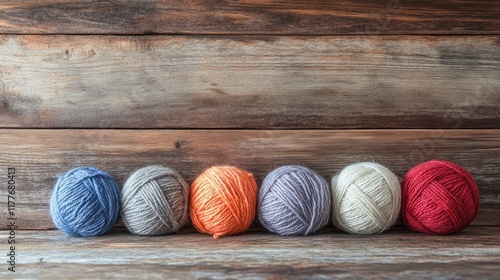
331, 162, 401, 234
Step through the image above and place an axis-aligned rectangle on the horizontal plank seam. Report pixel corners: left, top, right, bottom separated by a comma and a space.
1, 33, 499, 37
0, 127, 499, 131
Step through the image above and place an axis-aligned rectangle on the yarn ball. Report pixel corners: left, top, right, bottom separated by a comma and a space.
190, 166, 258, 239
121, 165, 189, 236
258, 165, 331, 235
331, 162, 401, 234
49, 167, 120, 237
402, 160, 479, 234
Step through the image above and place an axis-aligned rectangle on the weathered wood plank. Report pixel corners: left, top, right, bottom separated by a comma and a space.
1, 35, 499, 129
1, 227, 499, 278
0, 1, 499, 35
0, 129, 498, 229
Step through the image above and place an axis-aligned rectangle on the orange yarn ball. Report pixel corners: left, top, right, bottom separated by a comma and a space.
190, 166, 258, 239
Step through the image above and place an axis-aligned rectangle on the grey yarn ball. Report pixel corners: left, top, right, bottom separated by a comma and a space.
121, 166, 189, 235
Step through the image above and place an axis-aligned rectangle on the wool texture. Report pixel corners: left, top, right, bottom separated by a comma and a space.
120, 165, 189, 236
190, 166, 258, 239
258, 165, 331, 235
331, 162, 401, 234
402, 160, 479, 234
49, 167, 120, 237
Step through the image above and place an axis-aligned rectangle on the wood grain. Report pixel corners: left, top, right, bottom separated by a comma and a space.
0, 129, 498, 229
0, 1, 499, 35
1, 1, 498, 277
1, 227, 499, 279
1, 35, 499, 129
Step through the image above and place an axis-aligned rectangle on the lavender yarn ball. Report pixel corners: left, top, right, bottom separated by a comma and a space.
121, 166, 189, 235
258, 165, 331, 235
49, 167, 120, 237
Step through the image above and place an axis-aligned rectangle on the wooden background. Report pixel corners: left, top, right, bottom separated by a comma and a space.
0, 1, 499, 278
0, 0, 499, 230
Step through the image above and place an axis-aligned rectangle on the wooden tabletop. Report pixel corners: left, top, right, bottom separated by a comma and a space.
7, 226, 500, 279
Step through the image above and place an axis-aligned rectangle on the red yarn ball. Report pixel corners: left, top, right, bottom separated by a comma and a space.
402, 160, 479, 234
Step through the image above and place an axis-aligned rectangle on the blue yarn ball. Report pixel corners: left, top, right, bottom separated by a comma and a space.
50, 167, 120, 237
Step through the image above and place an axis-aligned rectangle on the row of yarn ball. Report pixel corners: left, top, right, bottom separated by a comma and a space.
49, 160, 480, 238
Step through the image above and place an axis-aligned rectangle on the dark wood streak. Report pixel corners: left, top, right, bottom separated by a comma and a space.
0, 0, 499, 35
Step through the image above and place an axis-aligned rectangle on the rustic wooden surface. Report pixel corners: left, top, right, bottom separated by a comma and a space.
0, 129, 498, 230
1, 35, 499, 129
1, 0, 499, 278
0, 226, 498, 279
0, 0, 499, 35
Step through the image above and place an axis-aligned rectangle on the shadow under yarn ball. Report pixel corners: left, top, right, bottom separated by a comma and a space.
331, 162, 401, 234
258, 165, 331, 236
402, 160, 479, 235
120, 166, 189, 236
49, 167, 120, 237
